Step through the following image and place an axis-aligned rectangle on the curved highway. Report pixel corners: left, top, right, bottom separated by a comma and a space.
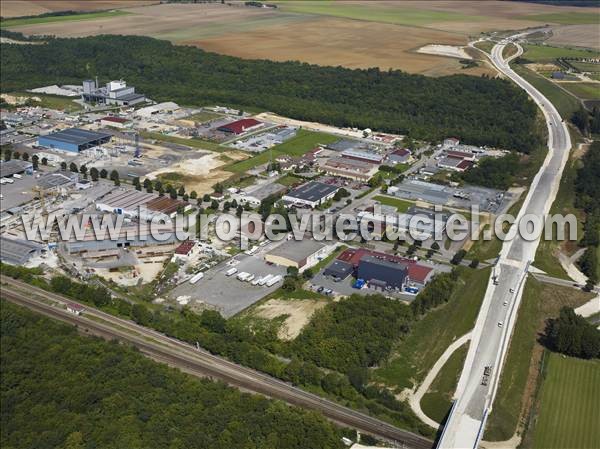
0, 276, 433, 449
438, 36, 572, 449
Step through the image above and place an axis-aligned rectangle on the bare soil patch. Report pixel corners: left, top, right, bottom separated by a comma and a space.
547, 24, 600, 50
255, 298, 326, 340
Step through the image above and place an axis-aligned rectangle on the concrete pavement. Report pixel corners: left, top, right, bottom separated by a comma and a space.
437, 35, 572, 449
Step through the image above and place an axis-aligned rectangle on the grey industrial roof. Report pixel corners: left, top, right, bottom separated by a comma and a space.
267, 239, 325, 263
0, 236, 44, 265
0, 160, 32, 178
117, 93, 145, 102
246, 182, 286, 201
41, 128, 112, 146
323, 259, 353, 279
359, 254, 408, 272
285, 181, 338, 203
37, 172, 77, 189
327, 139, 361, 152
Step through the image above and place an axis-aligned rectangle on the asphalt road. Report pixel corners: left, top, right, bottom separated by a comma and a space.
437, 36, 572, 449
0, 276, 433, 449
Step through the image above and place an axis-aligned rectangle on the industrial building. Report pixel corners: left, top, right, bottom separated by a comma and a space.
135, 102, 180, 118
239, 182, 287, 207
62, 224, 179, 254
388, 148, 411, 164
265, 239, 332, 271
437, 156, 474, 172
337, 247, 434, 287
100, 116, 132, 129
38, 128, 112, 153
217, 118, 263, 135
357, 255, 409, 290
96, 189, 190, 220
357, 208, 446, 241
82, 79, 146, 106
0, 160, 33, 178
0, 236, 44, 265
37, 172, 78, 191
322, 157, 379, 182
322, 259, 353, 281
341, 148, 384, 164
282, 181, 339, 208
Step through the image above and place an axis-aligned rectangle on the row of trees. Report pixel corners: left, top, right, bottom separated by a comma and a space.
1, 301, 345, 449
0, 33, 541, 152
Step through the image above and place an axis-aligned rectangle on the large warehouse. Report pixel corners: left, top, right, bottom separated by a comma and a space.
38, 128, 112, 153
282, 181, 339, 208
265, 239, 332, 272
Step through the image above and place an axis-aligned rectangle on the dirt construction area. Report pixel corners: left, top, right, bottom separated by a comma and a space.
255, 298, 327, 340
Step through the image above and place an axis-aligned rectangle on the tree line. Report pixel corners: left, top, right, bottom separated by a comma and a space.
1, 301, 345, 449
0, 33, 541, 152
543, 307, 600, 359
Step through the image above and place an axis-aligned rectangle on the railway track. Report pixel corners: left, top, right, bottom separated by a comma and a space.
1, 277, 433, 449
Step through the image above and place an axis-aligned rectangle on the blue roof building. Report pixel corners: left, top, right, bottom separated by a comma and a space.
38, 128, 112, 153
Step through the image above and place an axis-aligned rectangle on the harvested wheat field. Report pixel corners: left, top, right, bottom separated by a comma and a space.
0, 1, 156, 17
4, 1, 598, 75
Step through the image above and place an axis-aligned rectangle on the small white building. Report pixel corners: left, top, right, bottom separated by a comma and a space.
66, 303, 85, 315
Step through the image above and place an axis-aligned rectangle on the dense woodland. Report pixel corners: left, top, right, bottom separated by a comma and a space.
543, 307, 600, 359
0, 33, 541, 151
457, 153, 521, 190
574, 141, 600, 285
0, 302, 344, 449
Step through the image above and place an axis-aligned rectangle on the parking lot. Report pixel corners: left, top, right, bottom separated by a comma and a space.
311, 272, 417, 302
391, 179, 512, 214
168, 252, 286, 317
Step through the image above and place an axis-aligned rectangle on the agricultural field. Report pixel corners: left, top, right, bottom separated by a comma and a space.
0, 0, 154, 18
522, 44, 600, 63
528, 353, 600, 449
558, 82, 600, 100
0, 10, 131, 28
484, 279, 594, 441
3, 1, 597, 76
224, 129, 338, 174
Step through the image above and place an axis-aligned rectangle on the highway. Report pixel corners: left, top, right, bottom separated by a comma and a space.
437, 36, 572, 449
0, 276, 433, 449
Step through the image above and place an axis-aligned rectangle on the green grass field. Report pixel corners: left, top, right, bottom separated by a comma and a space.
519, 12, 600, 25
375, 267, 490, 390
139, 131, 226, 152
530, 353, 600, 449
559, 82, 600, 100
1, 10, 131, 28
522, 44, 600, 63
275, 1, 486, 27
420, 344, 469, 424
224, 129, 338, 173
513, 64, 581, 120
185, 111, 222, 124
373, 195, 414, 213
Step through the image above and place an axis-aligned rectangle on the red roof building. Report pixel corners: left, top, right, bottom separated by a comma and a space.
175, 240, 195, 255
337, 247, 434, 285
101, 116, 130, 124
217, 118, 262, 135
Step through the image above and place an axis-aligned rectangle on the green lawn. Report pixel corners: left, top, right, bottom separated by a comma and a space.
570, 61, 600, 73
559, 82, 600, 100
373, 195, 414, 213
522, 44, 600, 63
474, 40, 495, 54
530, 353, 600, 449
276, 1, 486, 27
375, 267, 490, 391
185, 111, 222, 123
420, 344, 469, 424
1, 10, 131, 28
139, 131, 226, 152
277, 173, 303, 187
519, 12, 600, 25
513, 64, 581, 120
224, 129, 338, 173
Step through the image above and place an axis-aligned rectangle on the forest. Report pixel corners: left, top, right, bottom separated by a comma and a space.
0, 33, 541, 151
0, 301, 344, 449
574, 141, 600, 285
